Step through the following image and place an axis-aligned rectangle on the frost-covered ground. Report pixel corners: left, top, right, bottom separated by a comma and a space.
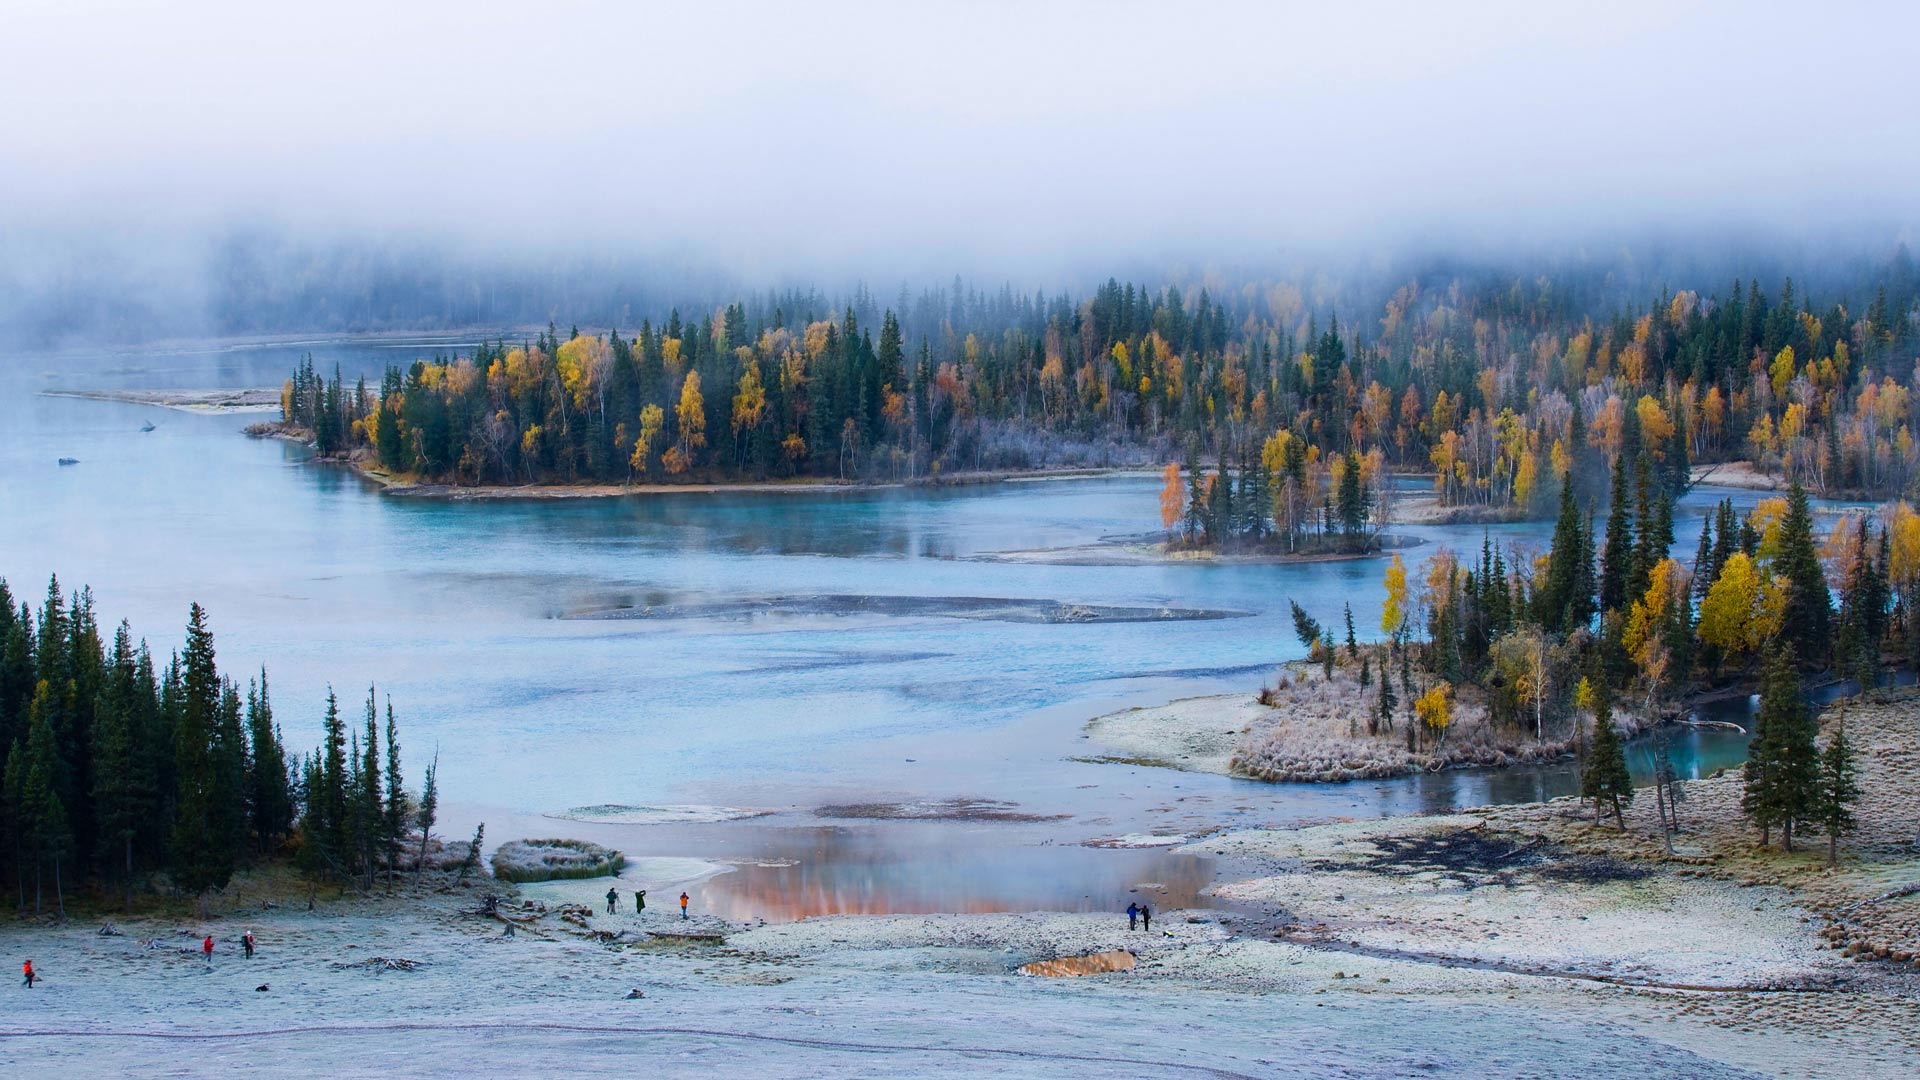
1, 857, 1905, 1080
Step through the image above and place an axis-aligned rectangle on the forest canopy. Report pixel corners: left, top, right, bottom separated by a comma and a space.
276, 252, 1920, 515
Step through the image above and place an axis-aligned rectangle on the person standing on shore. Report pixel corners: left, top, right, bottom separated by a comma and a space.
635, 889, 647, 916
1140, 905, 1152, 932
202, 936, 214, 970
1127, 902, 1139, 930
243, 931, 255, 959
22, 960, 35, 988
679, 892, 690, 920
605, 886, 619, 915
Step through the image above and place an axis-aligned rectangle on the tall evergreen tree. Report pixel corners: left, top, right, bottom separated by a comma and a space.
168, 604, 237, 899
1580, 677, 1633, 830
1598, 452, 1634, 613
1744, 646, 1820, 851
1814, 716, 1861, 868
245, 670, 293, 854
1773, 483, 1832, 668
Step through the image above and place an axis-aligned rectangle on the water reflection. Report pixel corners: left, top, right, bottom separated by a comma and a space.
628, 825, 1217, 923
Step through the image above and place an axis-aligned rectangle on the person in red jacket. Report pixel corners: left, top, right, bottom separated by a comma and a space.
202, 935, 214, 970
22, 960, 35, 988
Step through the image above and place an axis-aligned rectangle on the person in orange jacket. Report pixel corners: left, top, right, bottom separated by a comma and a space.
679, 892, 690, 920
22, 960, 35, 988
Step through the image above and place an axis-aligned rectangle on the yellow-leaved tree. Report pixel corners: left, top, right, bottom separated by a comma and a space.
1414, 682, 1452, 746
630, 404, 664, 479
1381, 553, 1408, 636
1696, 552, 1784, 668
1159, 463, 1182, 534
666, 371, 706, 475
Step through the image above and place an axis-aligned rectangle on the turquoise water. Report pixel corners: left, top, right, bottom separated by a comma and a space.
0, 335, 1852, 917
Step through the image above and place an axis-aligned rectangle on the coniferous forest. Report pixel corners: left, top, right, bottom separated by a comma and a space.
272, 255, 1920, 520
0, 576, 438, 916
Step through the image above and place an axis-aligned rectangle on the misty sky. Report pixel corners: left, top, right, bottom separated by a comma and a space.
5, 0, 1919, 274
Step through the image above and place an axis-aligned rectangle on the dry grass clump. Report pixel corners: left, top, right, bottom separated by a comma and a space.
490, 838, 626, 884
1232, 666, 1644, 783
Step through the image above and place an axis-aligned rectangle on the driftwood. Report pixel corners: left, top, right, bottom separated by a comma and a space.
96, 923, 124, 936
1833, 882, 1920, 914
333, 956, 427, 972
1677, 719, 1748, 733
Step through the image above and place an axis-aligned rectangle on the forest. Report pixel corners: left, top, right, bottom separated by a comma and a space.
0, 577, 444, 916
1278, 444, 1901, 854
271, 251, 1920, 519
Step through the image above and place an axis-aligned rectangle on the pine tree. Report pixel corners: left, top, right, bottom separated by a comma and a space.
355, 689, 383, 888
245, 670, 293, 854
1599, 452, 1635, 613
413, 751, 438, 885
382, 698, 405, 887
168, 604, 236, 900
1774, 483, 1832, 669
22, 710, 71, 917
1581, 677, 1634, 830
1814, 716, 1861, 867
92, 622, 156, 908
1745, 646, 1820, 851
1343, 604, 1358, 659
1538, 473, 1585, 631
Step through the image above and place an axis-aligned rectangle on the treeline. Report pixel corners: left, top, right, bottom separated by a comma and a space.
273, 252, 1920, 499
1289, 430, 1897, 853
0, 576, 440, 916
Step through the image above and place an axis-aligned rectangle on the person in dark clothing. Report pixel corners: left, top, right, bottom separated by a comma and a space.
1140, 905, 1152, 932
634, 890, 647, 915
243, 931, 255, 959
22, 961, 35, 988
1127, 902, 1139, 930
605, 886, 619, 915
679, 892, 690, 920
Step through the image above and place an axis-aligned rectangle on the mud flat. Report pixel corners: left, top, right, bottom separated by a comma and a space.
43, 387, 283, 413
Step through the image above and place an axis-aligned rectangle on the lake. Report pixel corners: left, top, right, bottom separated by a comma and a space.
0, 334, 1857, 920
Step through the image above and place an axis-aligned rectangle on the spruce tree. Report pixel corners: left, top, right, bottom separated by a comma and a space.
1774, 483, 1832, 669
23, 711, 71, 917
1599, 452, 1634, 614
1581, 678, 1634, 830
382, 697, 405, 886
1745, 646, 1820, 851
1814, 717, 1861, 868
168, 604, 236, 900
245, 670, 293, 854
92, 621, 156, 907
1538, 473, 1585, 631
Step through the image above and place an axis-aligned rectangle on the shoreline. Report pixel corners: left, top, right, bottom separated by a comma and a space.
1083, 679, 1652, 783
6, 691, 1914, 1078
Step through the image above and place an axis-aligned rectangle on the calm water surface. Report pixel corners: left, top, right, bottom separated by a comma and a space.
0, 336, 1863, 919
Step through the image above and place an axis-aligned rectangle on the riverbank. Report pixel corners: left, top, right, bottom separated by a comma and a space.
1084, 667, 1648, 782
7, 689, 1915, 1078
